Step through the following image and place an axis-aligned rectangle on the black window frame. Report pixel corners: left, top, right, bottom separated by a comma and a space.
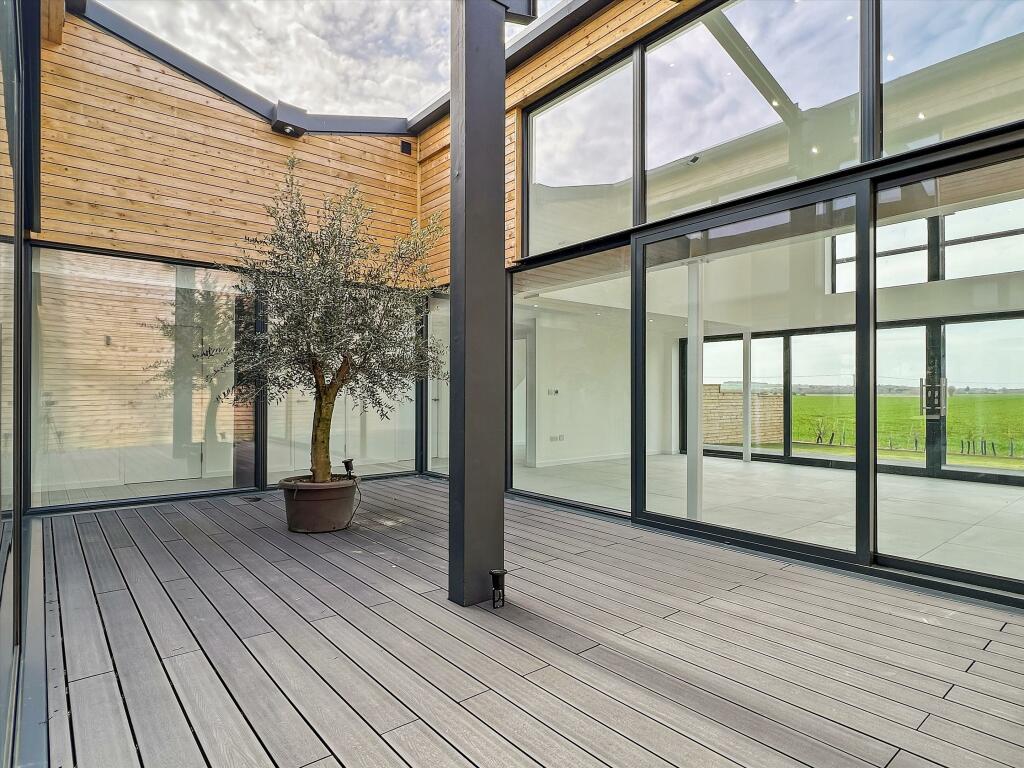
511, 0, 1024, 605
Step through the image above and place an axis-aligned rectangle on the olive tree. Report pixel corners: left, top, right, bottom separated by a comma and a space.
228, 158, 444, 482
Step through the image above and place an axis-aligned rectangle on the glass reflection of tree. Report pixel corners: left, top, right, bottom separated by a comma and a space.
148, 271, 239, 462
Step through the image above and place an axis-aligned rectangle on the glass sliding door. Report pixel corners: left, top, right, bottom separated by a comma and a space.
876, 158, 1024, 583
643, 194, 857, 550
511, 246, 631, 512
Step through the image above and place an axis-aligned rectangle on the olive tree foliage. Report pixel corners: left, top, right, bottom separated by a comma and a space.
228, 158, 445, 482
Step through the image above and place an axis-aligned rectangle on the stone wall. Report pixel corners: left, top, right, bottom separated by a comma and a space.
702, 384, 784, 447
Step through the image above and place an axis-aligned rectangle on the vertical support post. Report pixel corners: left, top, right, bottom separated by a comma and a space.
855, 180, 877, 564
742, 331, 752, 461
686, 260, 703, 520
449, 0, 533, 605
415, 300, 428, 475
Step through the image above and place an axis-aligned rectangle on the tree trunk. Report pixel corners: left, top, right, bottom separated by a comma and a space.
203, 384, 221, 448
310, 390, 336, 482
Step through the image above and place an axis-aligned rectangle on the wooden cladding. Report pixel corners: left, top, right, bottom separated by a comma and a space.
418, 0, 701, 283
38, 15, 419, 265
41, 0, 65, 45
34, 1, 704, 281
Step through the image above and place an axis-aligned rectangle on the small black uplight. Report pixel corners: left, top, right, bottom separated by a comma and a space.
490, 568, 508, 609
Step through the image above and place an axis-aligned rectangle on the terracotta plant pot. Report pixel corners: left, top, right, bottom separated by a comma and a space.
279, 475, 359, 533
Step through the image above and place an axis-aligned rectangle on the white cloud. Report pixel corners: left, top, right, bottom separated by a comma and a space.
102, 0, 565, 116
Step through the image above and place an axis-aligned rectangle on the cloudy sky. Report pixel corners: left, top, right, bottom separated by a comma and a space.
103, 0, 563, 117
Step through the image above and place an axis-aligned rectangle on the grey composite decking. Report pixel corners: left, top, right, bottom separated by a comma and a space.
42, 476, 1024, 768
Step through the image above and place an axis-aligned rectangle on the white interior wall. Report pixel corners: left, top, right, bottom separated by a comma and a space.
518, 228, 1024, 468
527, 307, 631, 467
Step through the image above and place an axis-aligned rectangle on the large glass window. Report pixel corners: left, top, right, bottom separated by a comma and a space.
645, 195, 857, 550
750, 336, 784, 455
702, 338, 743, 451
790, 331, 856, 460
645, 0, 860, 223
877, 325, 926, 467
876, 158, 1024, 582
267, 387, 415, 483
528, 62, 633, 255
511, 246, 630, 511
427, 295, 450, 474
0, 0, 18, 737
31, 249, 255, 505
881, 0, 1024, 157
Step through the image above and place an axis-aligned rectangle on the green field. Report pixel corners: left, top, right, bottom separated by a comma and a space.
787, 393, 1024, 469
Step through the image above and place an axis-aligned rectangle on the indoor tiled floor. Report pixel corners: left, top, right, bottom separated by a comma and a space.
508, 454, 1024, 581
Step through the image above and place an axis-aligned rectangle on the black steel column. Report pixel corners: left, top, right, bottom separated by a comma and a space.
448, 0, 535, 606
415, 299, 428, 475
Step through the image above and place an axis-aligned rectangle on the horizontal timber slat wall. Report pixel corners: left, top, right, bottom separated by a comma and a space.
418, 0, 701, 283
38, 15, 419, 265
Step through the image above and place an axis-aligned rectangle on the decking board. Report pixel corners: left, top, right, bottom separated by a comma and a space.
38, 477, 1024, 768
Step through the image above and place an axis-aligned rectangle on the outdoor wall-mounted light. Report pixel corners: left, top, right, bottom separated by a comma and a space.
270, 100, 308, 138
490, 568, 507, 608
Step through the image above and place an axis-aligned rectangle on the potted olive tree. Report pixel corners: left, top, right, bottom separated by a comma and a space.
228, 158, 444, 532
